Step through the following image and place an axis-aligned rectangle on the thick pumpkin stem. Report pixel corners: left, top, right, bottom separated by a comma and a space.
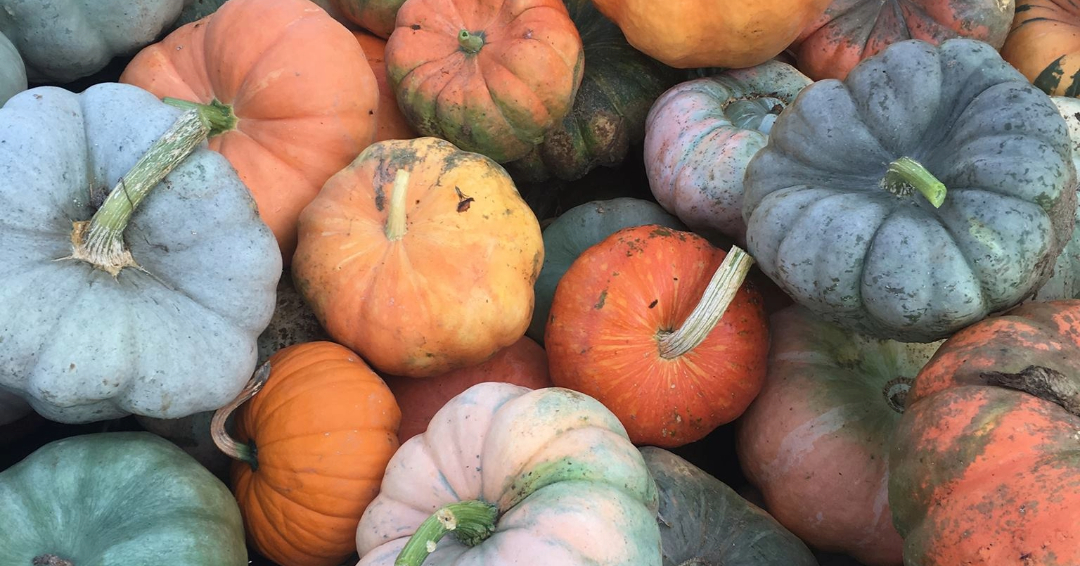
395, 500, 499, 566
32, 555, 74, 566
657, 246, 754, 359
385, 169, 411, 241
163, 97, 237, 134
458, 30, 484, 54
883, 377, 914, 414
68, 109, 211, 277
983, 365, 1080, 417
676, 560, 713, 566
211, 362, 273, 471
880, 157, 947, 208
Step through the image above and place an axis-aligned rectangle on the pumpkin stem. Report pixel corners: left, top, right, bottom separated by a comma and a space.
67, 109, 211, 277
676, 560, 714, 566
32, 555, 74, 566
656, 245, 754, 359
880, 157, 947, 208
394, 500, 499, 566
982, 365, 1080, 417
458, 30, 484, 54
162, 97, 237, 135
884, 377, 914, 414
385, 169, 411, 241
211, 362, 273, 471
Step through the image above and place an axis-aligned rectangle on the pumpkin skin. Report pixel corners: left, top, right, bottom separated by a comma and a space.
1001, 0, 1080, 96
792, 0, 1015, 81
355, 382, 662, 565
737, 306, 943, 566
0, 432, 247, 565
589, 0, 832, 69
1030, 96, 1080, 302
383, 336, 552, 441
0, 388, 30, 427
353, 30, 419, 142
120, 0, 379, 263
292, 137, 544, 378
642, 447, 818, 566
742, 39, 1077, 343
386, 0, 584, 163
644, 60, 812, 245
230, 341, 401, 566
528, 198, 685, 345
0, 84, 280, 424
0, 31, 25, 105
334, 0, 406, 38
889, 300, 1080, 566
546, 225, 769, 447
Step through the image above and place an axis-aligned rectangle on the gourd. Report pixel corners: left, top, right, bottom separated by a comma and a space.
1030, 96, 1080, 302
332, 0, 406, 38
353, 30, 419, 142
0, 83, 280, 424
0, 31, 26, 105
1001, 0, 1080, 96
0, 389, 30, 427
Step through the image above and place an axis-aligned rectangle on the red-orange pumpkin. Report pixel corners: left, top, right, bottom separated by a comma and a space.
546, 225, 769, 447
353, 30, 418, 143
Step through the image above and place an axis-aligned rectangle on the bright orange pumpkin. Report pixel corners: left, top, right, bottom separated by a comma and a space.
292, 137, 544, 378
590, 0, 832, 69
212, 342, 401, 566
1001, 0, 1080, 95
545, 225, 769, 447
120, 0, 379, 263
353, 31, 418, 143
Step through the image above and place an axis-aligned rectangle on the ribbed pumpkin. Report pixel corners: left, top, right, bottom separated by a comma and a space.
213, 342, 401, 566
120, 0, 379, 263
292, 137, 544, 378
353, 30, 418, 142
889, 300, 1080, 565
333, 0, 407, 37
385, 0, 584, 163
1001, 0, 1080, 96
546, 225, 769, 447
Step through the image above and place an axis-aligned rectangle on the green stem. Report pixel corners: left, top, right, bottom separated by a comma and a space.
69, 109, 211, 276
211, 362, 272, 471
395, 500, 499, 566
657, 246, 754, 359
458, 30, 484, 54
880, 157, 947, 208
385, 169, 411, 241
163, 97, 237, 134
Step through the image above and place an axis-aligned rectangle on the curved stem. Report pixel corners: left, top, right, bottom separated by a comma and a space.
883, 377, 914, 414
385, 169, 411, 241
880, 157, 947, 208
211, 362, 272, 470
657, 246, 754, 359
982, 365, 1080, 417
163, 97, 237, 135
395, 500, 499, 566
68, 109, 210, 276
458, 30, 484, 54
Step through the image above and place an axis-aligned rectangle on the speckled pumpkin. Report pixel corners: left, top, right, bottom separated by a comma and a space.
353, 30, 419, 143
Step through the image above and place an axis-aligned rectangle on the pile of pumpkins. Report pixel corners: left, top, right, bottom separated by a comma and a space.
1, 0, 1078, 565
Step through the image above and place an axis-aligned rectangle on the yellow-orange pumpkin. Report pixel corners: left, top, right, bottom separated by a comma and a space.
353, 30, 418, 143
1001, 0, 1080, 95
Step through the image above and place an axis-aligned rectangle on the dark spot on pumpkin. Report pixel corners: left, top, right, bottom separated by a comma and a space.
595, 290, 607, 309
411, 24, 421, 30
454, 187, 474, 212
374, 185, 386, 211
648, 299, 658, 309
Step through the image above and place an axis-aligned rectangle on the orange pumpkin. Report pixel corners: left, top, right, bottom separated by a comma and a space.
332, 0, 406, 38
546, 225, 769, 447
120, 0, 379, 263
353, 30, 418, 142
383, 336, 552, 441
292, 137, 544, 378
589, 0, 832, 69
212, 342, 401, 566
385, 0, 584, 163
1001, 0, 1080, 95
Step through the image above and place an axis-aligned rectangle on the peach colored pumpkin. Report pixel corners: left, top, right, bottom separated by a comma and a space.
353, 30, 418, 142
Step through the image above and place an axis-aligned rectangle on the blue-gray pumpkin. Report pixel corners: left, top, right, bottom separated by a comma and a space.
0, 31, 26, 105
0, 83, 280, 424
743, 39, 1077, 342
1030, 96, 1080, 303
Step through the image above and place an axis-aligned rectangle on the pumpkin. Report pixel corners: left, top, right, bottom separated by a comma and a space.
1001, 0, 1080, 96
546, 225, 769, 447
213, 342, 401, 566
385, 0, 584, 163
791, 0, 1015, 81
736, 306, 943, 566
174, 0, 229, 27
589, 0, 832, 69
0, 84, 280, 424
742, 39, 1077, 343
120, 0, 379, 263
0, 431, 247, 565
292, 137, 544, 378
528, 198, 684, 344
354, 382, 662, 565
642, 447, 818, 566
505, 0, 680, 182
0, 31, 25, 105
644, 60, 812, 245
333, 0, 406, 37
0, 388, 30, 427
353, 30, 419, 142
889, 299, 1080, 565
1030, 96, 1080, 302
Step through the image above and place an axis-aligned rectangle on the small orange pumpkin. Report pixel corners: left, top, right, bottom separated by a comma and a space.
212, 342, 401, 566
120, 0, 379, 263
353, 30, 418, 143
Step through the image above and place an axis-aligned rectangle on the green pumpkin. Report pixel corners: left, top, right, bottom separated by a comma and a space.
507, 0, 680, 182
0, 83, 281, 424
642, 447, 817, 566
0, 431, 247, 565
743, 39, 1077, 342
527, 197, 685, 344
0, 31, 26, 105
